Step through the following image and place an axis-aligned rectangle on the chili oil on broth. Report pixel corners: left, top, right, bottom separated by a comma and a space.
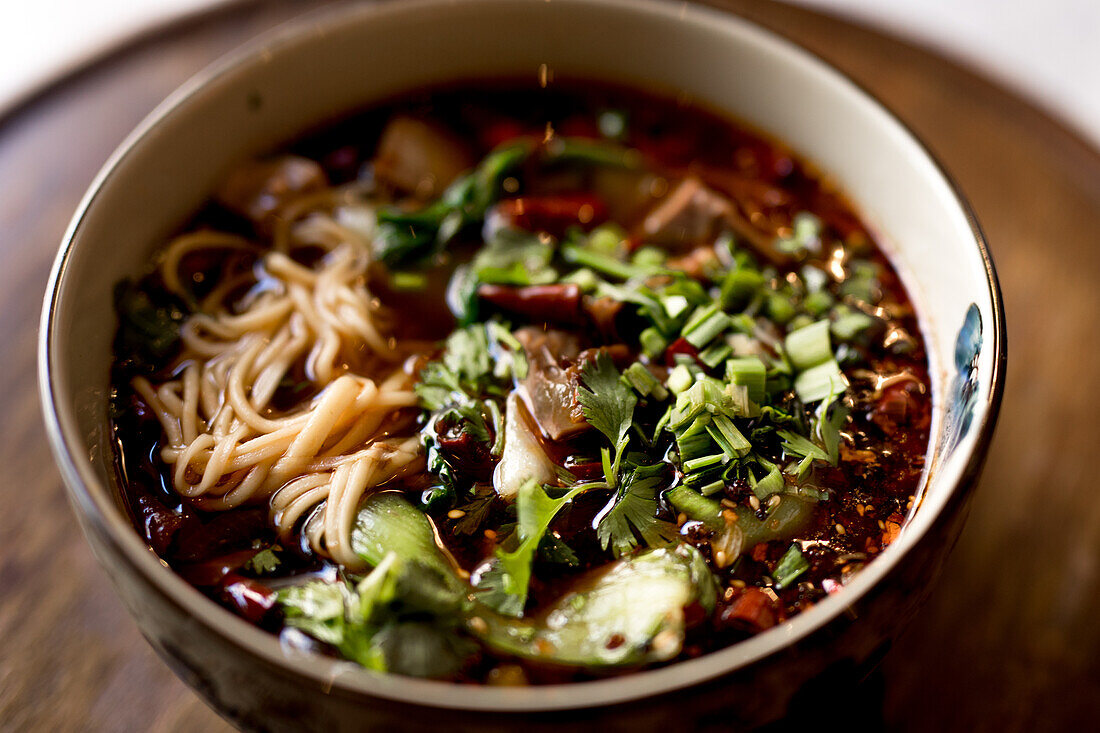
108, 78, 931, 685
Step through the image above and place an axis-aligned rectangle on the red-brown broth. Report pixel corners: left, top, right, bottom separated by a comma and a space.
109, 79, 931, 684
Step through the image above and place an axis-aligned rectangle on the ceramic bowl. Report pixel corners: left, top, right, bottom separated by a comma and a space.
40, 0, 1005, 729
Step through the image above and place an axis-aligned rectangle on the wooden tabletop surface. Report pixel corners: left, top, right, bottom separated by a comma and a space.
2, 1, 1098, 730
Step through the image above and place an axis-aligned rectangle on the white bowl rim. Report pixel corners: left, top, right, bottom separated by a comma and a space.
39, 0, 1006, 713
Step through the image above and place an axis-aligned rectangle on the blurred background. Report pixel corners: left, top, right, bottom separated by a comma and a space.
2, 1, 1098, 731
3, 0, 1099, 145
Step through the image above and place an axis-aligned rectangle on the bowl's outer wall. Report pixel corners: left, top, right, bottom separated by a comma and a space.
75, 468, 980, 731
43, 0, 1002, 727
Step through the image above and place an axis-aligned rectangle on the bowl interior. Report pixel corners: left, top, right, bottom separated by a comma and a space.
41, 0, 1000, 711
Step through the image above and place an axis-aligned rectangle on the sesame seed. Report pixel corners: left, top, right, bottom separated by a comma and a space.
749, 496, 761, 511
768, 495, 781, 508
447, 509, 466, 519
835, 523, 846, 535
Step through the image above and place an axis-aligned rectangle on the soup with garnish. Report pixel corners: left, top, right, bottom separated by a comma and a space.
110, 80, 930, 684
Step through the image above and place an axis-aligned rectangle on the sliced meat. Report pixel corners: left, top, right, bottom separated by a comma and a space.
643, 176, 790, 265
514, 327, 587, 441
216, 155, 328, 232
372, 115, 474, 198
642, 177, 734, 249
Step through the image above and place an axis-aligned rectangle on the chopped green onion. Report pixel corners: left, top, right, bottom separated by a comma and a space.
698, 342, 733, 369
588, 225, 624, 255
803, 291, 834, 317
623, 362, 668, 401
390, 271, 428, 291
720, 268, 764, 310
682, 304, 731, 349
707, 414, 752, 458
662, 294, 691, 319
561, 243, 646, 281
640, 327, 669, 359
728, 313, 756, 335
725, 356, 766, 404
801, 265, 828, 294
787, 314, 815, 333
831, 311, 875, 342
776, 429, 829, 463
773, 544, 810, 589
665, 485, 723, 530
785, 320, 833, 371
793, 359, 847, 403
766, 293, 796, 325
666, 364, 694, 395
750, 463, 784, 500
561, 267, 601, 291
683, 453, 726, 473
632, 246, 666, 269
839, 260, 878, 301
775, 212, 822, 255
698, 479, 726, 496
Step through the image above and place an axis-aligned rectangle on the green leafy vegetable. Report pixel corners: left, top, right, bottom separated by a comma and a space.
474, 546, 715, 667
277, 553, 476, 678
596, 465, 678, 557
481, 480, 588, 615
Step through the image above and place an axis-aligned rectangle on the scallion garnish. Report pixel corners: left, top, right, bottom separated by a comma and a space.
773, 544, 810, 589
793, 359, 847, 404
725, 356, 766, 404
784, 320, 833, 371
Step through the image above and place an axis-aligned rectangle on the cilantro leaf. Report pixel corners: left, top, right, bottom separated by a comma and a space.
596, 466, 678, 557
477, 479, 586, 616
244, 547, 281, 575
577, 352, 636, 447
577, 352, 637, 486
472, 562, 525, 617
449, 489, 497, 536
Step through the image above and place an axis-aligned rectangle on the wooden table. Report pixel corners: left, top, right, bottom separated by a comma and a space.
2, 1, 1098, 729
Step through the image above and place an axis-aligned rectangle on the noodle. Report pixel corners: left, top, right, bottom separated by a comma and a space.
135, 207, 425, 570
